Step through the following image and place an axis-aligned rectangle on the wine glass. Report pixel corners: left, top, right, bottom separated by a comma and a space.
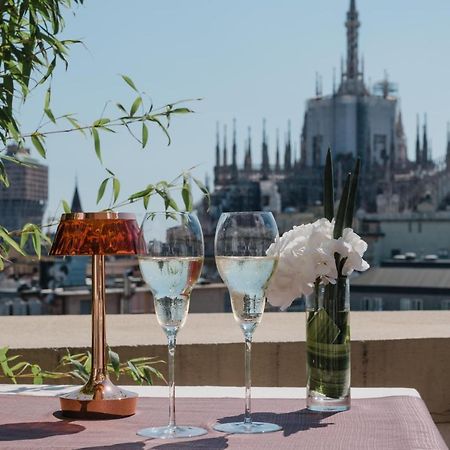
136, 212, 207, 439
213, 211, 282, 434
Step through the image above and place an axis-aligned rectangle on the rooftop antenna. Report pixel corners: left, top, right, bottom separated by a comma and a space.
333, 67, 336, 94
315, 72, 319, 97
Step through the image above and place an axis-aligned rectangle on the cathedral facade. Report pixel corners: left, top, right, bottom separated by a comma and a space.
208, 0, 450, 220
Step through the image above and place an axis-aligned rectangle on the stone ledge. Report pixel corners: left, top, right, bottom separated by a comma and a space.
1, 312, 449, 423
2, 311, 450, 348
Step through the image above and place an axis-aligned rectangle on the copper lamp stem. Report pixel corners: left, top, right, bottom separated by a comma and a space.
90, 254, 107, 396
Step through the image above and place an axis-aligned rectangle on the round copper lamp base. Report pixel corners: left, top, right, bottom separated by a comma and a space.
59, 383, 138, 420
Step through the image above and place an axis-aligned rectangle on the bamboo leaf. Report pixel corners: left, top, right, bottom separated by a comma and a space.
112, 178, 120, 204
97, 178, 109, 204
130, 96, 142, 117
143, 194, 151, 209
344, 159, 360, 229
92, 128, 102, 162
108, 349, 120, 379
0, 227, 25, 256
31, 134, 46, 158
333, 174, 351, 239
129, 185, 153, 201
182, 175, 193, 212
62, 200, 71, 214
148, 116, 171, 145
116, 103, 127, 114
31, 229, 42, 259
192, 176, 210, 209
65, 115, 86, 135
44, 108, 56, 124
10, 362, 30, 373
324, 148, 334, 221
44, 88, 56, 123
169, 107, 194, 114
93, 118, 111, 127
121, 74, 138, 92
44, 88, 51, 110
20, 227, 29, 250
0, 161, 9, 188
142, 123, 148, 148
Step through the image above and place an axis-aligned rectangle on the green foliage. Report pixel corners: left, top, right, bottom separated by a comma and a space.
109, 169, 210, 214
58, 348, 165, 385
0, 0, 209, 269
0, 0, 84, 148
0, 347, 56, 384
0, 346, 166, 386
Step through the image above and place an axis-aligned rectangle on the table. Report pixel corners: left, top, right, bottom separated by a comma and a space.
0, 385, 446, 449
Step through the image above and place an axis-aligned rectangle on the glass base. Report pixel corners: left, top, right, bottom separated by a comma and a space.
137, 425, 207, 439
307, 391, 350, 412
213, 421, 282, 434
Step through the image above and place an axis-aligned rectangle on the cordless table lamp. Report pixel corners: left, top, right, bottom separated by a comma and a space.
50, 212, 144, 419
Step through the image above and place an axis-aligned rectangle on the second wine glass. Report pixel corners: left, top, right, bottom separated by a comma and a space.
137, 212, 207, 439
213, 211, 282, 434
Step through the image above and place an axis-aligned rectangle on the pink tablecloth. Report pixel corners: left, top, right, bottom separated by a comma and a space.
0, 394, 446, 449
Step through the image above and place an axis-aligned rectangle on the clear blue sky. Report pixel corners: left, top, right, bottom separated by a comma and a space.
18, 0, 450, 218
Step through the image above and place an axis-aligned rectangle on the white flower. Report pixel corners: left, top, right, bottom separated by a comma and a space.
335, 228, 370, 276
266, 219, 369, 310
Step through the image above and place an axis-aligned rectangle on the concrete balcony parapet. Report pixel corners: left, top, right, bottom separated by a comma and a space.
1, 311, 450, 424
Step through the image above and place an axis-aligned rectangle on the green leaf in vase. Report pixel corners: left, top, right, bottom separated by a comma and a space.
333, 173, 351, 239
307, 309, 341, 344
324, 148, 334, 221
344, 158, 360, 229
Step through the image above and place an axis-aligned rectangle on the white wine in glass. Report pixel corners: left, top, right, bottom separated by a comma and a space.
216, 256, 277, 333
213, 212, 282, 434
137, 212, 207, 439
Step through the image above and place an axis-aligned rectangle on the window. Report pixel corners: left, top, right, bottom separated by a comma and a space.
441, 300, 450, 310
80, 300, 91, 315
312, 135, 323, 167
361, 297, 383, 311
400, 298, 423, 310
373, 134, 387, 165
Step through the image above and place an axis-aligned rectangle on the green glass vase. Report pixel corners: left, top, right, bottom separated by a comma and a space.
306, 277, 350, 412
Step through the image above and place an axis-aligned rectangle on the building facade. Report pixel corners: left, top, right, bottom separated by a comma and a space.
0, 144, 48, 231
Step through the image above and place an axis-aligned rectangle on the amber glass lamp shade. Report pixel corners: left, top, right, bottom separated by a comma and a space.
49, 212, 144, 256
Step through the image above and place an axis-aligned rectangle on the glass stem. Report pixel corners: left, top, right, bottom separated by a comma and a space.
167, 333, 177, 429
244, 332, 253, 425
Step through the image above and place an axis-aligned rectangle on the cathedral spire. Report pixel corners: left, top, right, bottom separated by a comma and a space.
415, 114, 421, 166
262, 118, 270, 178
244, 126, 252, 171
345, 0, 360, 80
275, 128, 280, 171
223, 124, 228, 167
447, 122, 450, 155
71, 177, 83, 213
333, 67, 336, 95
422, 113, 428, 166
284, 120, 292, 171
215, 122, 221, 168
446, 122, 450, 171
232, 118, 237, 168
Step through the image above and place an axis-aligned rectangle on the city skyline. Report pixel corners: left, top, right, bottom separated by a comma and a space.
15, 0, 450, 218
